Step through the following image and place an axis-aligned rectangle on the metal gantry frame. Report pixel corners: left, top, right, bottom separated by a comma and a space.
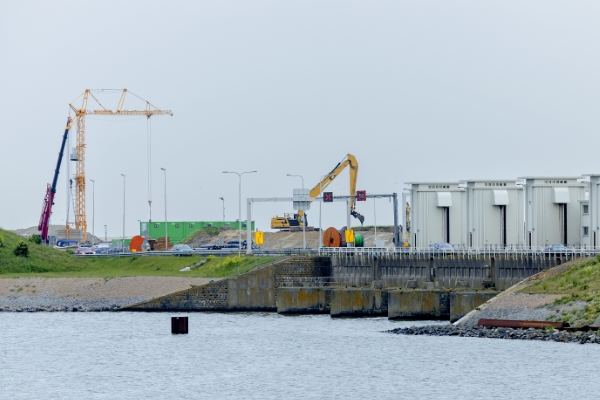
245, 193, 399, 254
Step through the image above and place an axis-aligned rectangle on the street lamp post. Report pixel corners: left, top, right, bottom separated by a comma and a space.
104, 225, 107, 242
374, 196, 377, 245
90, 179, 95, 247
121, 174, 125, 252
219, 197, 225, 223
223, 171, 257, 261
319, 175, 327, 250
161, 168, 168, 251
287, 174, 306, 249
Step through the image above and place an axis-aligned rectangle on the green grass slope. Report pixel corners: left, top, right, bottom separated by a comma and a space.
0, 228, 276, 278
525, 256, 600, 325
0, 228, 88, 274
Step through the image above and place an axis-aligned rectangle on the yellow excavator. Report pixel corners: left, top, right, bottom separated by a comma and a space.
271, 154, 365, 230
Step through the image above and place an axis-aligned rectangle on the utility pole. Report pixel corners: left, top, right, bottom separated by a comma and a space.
161, 168, 168, 250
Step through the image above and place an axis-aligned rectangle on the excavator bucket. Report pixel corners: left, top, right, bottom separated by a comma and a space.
351, 211, 365, 225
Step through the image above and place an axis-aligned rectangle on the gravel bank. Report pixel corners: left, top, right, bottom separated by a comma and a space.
0, 277, 219, 312
389, 324, 600, 345
459, 292, 563, 327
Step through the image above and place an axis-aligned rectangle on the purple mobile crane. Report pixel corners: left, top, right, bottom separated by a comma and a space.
38, 118, 71, 243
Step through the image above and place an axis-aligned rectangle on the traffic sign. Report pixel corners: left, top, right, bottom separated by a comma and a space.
323, 192, 333, 202
356, 190, 367, 201
254, 231, 264, 245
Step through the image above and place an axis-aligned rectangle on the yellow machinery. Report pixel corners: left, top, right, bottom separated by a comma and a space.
67, 89, 172, 242
271, 154, 365, 229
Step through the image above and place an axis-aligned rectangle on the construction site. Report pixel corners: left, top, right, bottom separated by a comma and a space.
32, 88, 402, 253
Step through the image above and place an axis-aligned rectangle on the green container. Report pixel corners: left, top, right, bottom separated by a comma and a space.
140, 221, 255, 244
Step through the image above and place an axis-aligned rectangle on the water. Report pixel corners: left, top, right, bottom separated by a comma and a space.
1, 313, 598, 399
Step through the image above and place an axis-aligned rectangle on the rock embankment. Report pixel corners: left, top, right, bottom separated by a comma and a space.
389, 324, 600, 345
0, 277, 219, 312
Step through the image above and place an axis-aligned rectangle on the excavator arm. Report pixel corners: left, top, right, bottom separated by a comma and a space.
299, 154, 364, 225
271, 153, 365, 229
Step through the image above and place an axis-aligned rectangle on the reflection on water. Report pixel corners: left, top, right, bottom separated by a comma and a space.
0, 312, 597, 399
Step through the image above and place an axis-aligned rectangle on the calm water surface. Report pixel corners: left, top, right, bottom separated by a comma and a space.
1, 312, 599, 399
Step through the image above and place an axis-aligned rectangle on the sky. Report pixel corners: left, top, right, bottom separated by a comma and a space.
1, 1, 600, 237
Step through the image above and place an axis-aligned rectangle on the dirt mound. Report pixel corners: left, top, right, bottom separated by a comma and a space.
184, 228, 395, 249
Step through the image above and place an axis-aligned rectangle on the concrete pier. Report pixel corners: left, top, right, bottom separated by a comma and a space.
276, 287, 330, 314
329, 288, 387, 317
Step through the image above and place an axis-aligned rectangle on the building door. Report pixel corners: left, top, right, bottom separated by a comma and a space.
442, 207, 450, 243
559, 203, 568, 245
500, 205, 507, 248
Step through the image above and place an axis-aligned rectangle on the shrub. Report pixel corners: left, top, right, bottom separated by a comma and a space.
13, 241, 29, 257
0, 235, 4, 247
207, 254, 215, 261
66, 249, 74, 255
28, 235, 42, 245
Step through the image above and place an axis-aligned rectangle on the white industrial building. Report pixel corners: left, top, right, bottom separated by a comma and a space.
580, 174, 600, 248
408, 182, 465, 248
461, 180, 525, 249
520, 177, 587, 247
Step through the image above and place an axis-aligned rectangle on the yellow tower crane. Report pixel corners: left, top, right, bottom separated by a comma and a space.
67, 89, 173, 242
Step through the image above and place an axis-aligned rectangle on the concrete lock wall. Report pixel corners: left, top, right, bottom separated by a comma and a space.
388, 290, 450, 319
125, 257, 331, 311
449, 292, 499, 322
333, 255, 564, 291
494, 257, 561, 290
329, 289, 387, 317
276, 288, 330, 314
228, 267, 275, 310
434, 258, 492, 289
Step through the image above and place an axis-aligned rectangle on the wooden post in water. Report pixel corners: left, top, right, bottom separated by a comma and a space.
171, 317, 188, 334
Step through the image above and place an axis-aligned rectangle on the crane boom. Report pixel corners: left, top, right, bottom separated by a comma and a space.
38, 117, 73, 243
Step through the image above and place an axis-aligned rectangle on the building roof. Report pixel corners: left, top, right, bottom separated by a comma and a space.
517, 176, 583, 180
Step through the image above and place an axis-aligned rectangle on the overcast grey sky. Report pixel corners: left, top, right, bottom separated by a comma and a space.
1, 1, 599, 236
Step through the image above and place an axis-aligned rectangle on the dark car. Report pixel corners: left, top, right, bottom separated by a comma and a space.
222, 240, 259, 250
54, 239, 79, 249
197, 244, 222, 250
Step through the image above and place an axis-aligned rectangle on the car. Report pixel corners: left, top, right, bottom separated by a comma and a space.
543, 244, 574, 255
429, 242, 455, 252
94, 247, 122, 255
197, 244, 222, 250
171, 244, 193, 256
75, 246, 95, 255
54, 239, 79, 250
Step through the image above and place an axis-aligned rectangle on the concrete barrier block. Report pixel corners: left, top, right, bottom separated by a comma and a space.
388, 290, 450, 320
449, 291, 499, 322
276, 288, 330, 314
330, 289, 385, 317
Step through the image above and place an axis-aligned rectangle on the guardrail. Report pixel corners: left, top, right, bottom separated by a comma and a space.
74, 248, 320, 257
319, 246, 600, 259
74, 246, 600, 258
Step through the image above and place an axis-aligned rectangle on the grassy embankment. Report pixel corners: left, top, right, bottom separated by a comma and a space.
524, 256, 600, 325
0, 228, 276, 279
